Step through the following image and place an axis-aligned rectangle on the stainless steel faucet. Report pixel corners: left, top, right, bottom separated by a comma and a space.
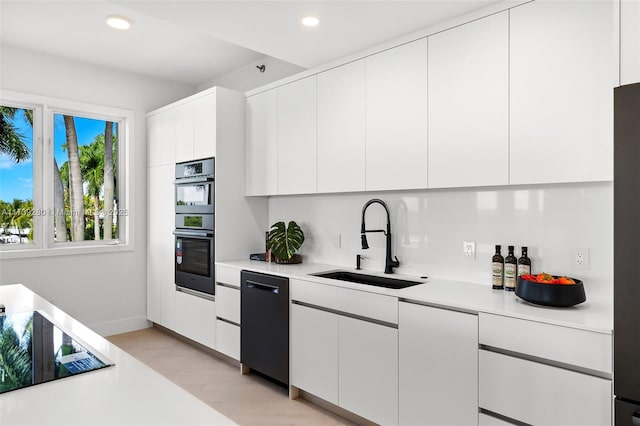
360, 199, 400, 274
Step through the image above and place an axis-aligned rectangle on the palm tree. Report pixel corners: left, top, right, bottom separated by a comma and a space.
63, 115, 84, 241
103, 122, 115, 240
53, 159, 68, 242
0, 106, 30, 163
80, 138, 104, 240
0, 315, 33, 392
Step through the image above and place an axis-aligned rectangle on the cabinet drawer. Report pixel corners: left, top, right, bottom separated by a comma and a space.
479, 313, 611, 374
174, 290, 215, 349
479, 350, 611, 425
479, 413, 515, 426
291, 278, 398, 325
215, 319, 240, 361
216, 264, 240, 288
215, 284, 240, 324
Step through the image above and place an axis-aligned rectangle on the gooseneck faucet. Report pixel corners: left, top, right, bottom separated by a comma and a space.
360, 199, 400, 274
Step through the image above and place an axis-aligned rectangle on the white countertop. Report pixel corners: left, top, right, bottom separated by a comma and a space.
0, 284, 236, 426
217, 260, 613, 334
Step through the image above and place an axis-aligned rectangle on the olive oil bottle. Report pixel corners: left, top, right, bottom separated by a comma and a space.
492, 245, 504, 290
504, 245, 517, 291
517, 246, 532, 277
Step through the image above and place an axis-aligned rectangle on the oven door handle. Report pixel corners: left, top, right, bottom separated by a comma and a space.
173, 230, 214, 238
174, 176, 214, 184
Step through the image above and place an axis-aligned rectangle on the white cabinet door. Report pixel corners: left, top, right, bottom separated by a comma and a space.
428, 12, 509, 188
193, 92, 217, 160
147, 112, 175, 167
215, 284, 240, 324
174, 290, 215, 349
365, 39, 428, 191
174, 102, 195, 164
510, 0, 617, 184
246, 90, 278, 195
277, 76, 317, 194
339, 316, 398, 426
621, 0, 640, 85
147, 164, 176, 328
290, 304, 339, 405
399, 302, 478, 426
479, 350, 612, 425
317, 60, 366, 193
215, 319, 240, 360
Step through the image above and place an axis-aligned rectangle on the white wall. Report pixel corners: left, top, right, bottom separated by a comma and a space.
269, 182, 613, 302
197, 55, 306, 93
0, 45, 195, 336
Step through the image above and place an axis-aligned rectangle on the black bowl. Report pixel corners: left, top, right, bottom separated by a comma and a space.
515, 276, 586, 307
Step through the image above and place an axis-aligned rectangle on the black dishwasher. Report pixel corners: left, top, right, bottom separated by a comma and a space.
240, 270, 289, 385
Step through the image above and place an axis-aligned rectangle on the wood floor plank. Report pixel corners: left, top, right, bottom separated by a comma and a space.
108, 327, 354, 426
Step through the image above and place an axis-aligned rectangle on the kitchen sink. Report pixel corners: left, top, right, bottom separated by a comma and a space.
310, 270, 425, 290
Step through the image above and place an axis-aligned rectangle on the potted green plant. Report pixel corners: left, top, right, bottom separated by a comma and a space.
267, 221, 305, 264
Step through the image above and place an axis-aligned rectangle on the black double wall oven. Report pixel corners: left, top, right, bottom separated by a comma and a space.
174, 158, 215, 296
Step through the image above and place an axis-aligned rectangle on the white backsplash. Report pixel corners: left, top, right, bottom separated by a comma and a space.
268, 182, 613, 302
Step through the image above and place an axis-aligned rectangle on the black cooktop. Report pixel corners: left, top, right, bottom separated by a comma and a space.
0, 311, 112, 394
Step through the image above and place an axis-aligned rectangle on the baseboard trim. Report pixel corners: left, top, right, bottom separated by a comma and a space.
93, 315, 151, 337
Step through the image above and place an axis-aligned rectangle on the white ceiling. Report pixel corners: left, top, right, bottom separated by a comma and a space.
0, 0, 502, 88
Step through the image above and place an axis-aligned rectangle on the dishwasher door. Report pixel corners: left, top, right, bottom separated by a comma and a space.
240, 270, 289, 385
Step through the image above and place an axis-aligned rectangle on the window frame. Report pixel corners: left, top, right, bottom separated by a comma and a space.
0, 90, 134, 259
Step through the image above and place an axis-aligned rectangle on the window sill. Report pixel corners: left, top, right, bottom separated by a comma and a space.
0, 242, 133, 260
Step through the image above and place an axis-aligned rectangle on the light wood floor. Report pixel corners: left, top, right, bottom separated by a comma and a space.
107, 326, 355, 426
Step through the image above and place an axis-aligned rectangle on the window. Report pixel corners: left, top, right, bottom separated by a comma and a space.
0, 91, 132, 256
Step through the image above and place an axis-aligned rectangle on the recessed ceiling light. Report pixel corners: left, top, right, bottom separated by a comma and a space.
106, 16, 131, 30
302, 16, 319, 27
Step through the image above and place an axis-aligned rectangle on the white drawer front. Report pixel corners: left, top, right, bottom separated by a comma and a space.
215, 319, 240, 361
479, 413, 515, 426
174, 291, 215, 349
479, 313, 611, 374
479, 350, 612, 426
216, 264, 240, 288
215, 284, 240, 324
290, 278, 398, 324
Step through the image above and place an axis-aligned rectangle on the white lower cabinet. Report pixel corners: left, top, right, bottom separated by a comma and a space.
338, 315, 398, 426
215, 319, 240, 360
214, 278, 241, 360
399, 301, 478, 426
479, 350, 611, 426
290, 279, 398, 425
174, 290, 215, 349
291, 304, 339, 405
478, 313, 612, 425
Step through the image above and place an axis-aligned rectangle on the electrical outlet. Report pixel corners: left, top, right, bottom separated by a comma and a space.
333, 233, 342, 249
463, 241, 476, 259
574, 247, 589, 270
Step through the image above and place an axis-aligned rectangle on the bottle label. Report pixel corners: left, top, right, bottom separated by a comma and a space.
505, 263, 517, 288
491, 262, 504, 287
492, 262, 504, 287
517, 264, 531, 277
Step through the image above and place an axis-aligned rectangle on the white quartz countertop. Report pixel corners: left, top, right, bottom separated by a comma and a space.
0, 284, 236, 426
217, 260, 613, 334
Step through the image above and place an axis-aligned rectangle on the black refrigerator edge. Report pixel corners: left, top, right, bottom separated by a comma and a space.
614, 82, 640, 425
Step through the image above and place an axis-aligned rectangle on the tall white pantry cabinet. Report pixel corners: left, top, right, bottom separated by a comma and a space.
146, 87, 267, 350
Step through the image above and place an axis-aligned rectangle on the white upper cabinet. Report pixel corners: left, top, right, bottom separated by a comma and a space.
428, 12, 509, 188
193, 92, 217, 160
510, 0, 617, 184
147, 111, 175, 167
317, 60, 366, 193
174, 101, 195, 163
365, 39, 428, 191
621, 0, 640, 85
246, 89, 278, 195
277, 76, 317, 195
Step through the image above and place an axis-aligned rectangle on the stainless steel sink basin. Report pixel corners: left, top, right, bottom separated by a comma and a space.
310, 270, 425, 290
